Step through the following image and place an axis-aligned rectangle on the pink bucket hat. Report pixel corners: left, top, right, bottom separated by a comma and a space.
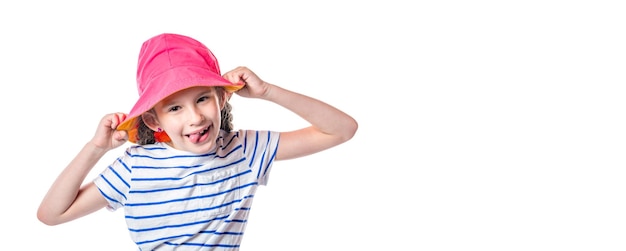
117, 33, 244, 142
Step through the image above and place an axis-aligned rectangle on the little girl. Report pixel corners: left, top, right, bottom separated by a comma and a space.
37, 33, 358, 250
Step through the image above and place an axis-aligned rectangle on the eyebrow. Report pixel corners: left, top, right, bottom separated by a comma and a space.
198, 89, 214, 96
161, 87, 215, 105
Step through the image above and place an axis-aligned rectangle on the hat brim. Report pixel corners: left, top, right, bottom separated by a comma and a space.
117, 67, 244, 143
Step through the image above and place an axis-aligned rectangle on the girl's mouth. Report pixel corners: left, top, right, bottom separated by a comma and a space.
187, 127, 210, 143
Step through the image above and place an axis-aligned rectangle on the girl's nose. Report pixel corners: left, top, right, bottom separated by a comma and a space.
188, 107, 205, 125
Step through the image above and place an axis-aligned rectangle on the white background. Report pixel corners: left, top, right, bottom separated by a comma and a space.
1, 1, 625, 250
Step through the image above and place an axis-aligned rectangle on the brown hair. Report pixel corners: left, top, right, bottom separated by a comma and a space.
135, 87, 234, 145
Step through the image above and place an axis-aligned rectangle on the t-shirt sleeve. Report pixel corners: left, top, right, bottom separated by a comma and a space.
240, 130, 280, 186
93, 148, 134, 211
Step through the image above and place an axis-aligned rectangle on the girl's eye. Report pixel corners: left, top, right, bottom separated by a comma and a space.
197, 96, 209, 103
168, 106, 181, 112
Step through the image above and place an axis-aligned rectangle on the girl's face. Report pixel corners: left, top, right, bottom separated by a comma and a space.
149, 86, 225, 154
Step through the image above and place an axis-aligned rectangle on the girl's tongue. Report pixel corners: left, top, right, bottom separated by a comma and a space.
188, 130, 208, 143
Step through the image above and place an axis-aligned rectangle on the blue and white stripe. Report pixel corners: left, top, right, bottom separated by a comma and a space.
94, 129, 279, 250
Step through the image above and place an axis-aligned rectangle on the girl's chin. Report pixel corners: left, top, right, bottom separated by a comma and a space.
168, 140, 215, 154
187, 142, 216, 154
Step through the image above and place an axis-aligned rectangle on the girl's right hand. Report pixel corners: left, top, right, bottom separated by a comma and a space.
90, 113, 129, 151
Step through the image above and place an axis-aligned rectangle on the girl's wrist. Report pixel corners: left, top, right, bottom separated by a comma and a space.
84, 141, 109, 157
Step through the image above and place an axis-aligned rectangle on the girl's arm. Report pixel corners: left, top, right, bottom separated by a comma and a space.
222, 67, 358, 160
37, 113, 128, 225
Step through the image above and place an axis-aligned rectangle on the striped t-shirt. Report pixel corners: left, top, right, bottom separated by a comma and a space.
94, 129, 279, 250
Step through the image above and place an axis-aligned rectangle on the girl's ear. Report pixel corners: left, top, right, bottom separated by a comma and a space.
141, 112, 160, 131
221, 91, 232, 108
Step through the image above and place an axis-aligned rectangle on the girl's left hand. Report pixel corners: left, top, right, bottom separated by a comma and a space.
222, 66, 270, 99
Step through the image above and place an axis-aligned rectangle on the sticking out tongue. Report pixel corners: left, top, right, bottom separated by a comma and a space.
188, 130, 208, 144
